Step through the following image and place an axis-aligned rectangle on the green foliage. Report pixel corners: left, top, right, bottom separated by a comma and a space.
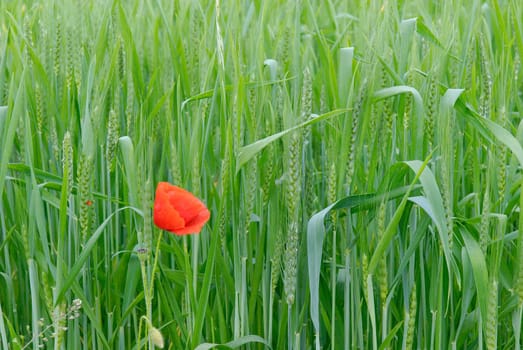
1, 0, 523, 349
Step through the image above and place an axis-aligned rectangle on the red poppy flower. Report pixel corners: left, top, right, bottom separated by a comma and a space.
153, 182, 210, 235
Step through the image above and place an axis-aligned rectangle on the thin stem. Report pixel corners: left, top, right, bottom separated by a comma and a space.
139, 253, 151, 350
149, 233, 163, 298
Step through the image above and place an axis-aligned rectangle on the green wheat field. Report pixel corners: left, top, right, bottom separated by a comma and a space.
1, 0, 523, 349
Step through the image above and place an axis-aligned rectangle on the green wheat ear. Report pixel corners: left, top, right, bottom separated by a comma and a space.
62, 131, 73, 197
284, 222, 298, 306
361, 253, 369, 303
425, 75, 437, 152
117, 35, 125, 83
285, 132, 301, 221
381, 66, 393, 140
65, 27, 74, 92
271, 230, 283, 293
77, 153, 93, 242
496, 107, 507, 206
35, 83, 44, 135
405, 284, 417, 350
479, 36, 492, 120
218, 144, 230, 250
125, 74, 135, 138
54, 20, 62, 79
284, 132, 301, 306
106, 109, 119, 172
485, 279, 498, 350
346, 81, 366, 191
480, 184, 490, 255
261, 141, 274, 204
376, 201, 388, 309
301, 67, 312, 123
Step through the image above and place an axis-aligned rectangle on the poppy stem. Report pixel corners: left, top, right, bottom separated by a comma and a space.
139, 254, 152, 349
149, 233, 163, 298
183, 236, 197, 340
192, 235, 199, 297
138, 233, 164, 349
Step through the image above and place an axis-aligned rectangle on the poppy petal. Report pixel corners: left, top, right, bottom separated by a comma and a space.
153, 182, 210, 235
153, 183, 185, 231
167, 188, 205, 224
177, 208, 210, 234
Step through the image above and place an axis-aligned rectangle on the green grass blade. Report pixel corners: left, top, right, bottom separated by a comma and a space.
0, 70, 25, 201
191, 227, 218, 348
441, 89, 465, 109
338, 47, 354, 106
368, 159, 430, 275
416, 17, 445, 49
460, 229, 489, 325
307, 184, 420, 344
0, 311, 21, 350
455, 99, 523, 168
118, 136, 138, 207
0, 106, 6, 137
372, 86, 423, 116
403, 160, 457, 278
194, 334, 271, 350
55, 206, 141, 304
378, 320, 403, 350
236, 108, 349, 173
28, 259, 40, 349
0, 300, 8, 349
